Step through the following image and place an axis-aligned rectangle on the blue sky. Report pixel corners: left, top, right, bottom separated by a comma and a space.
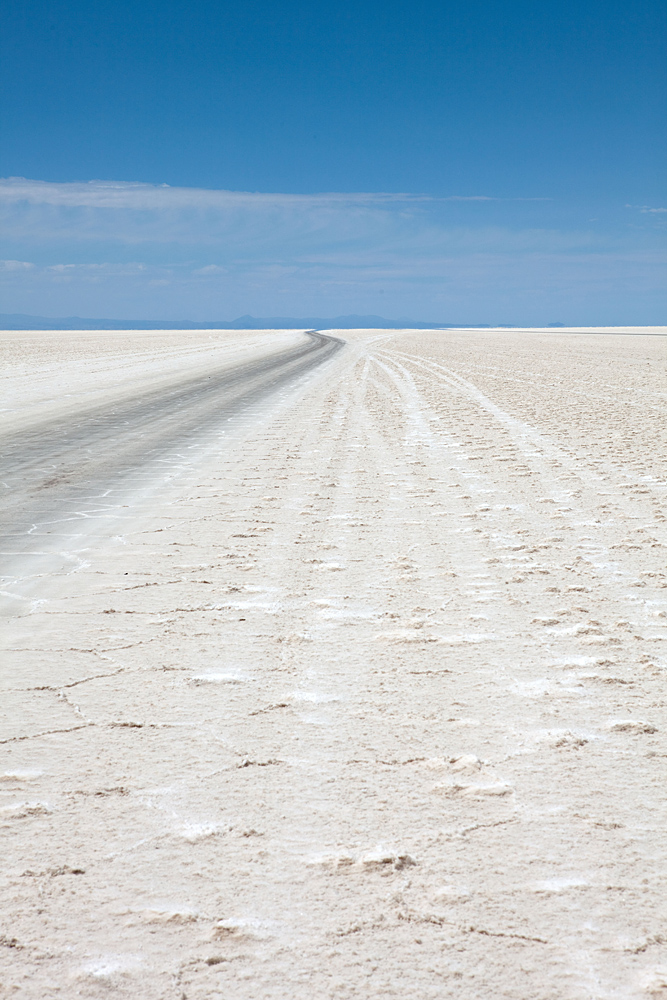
0, 0, 665, 323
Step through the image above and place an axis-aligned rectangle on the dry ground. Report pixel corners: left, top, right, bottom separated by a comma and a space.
1, 327, 666, 999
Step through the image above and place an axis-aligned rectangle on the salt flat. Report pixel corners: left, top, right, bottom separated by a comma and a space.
1, 326, 666, 999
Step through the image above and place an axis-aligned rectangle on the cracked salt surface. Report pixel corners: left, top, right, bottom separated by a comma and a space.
1, 325, 666, 999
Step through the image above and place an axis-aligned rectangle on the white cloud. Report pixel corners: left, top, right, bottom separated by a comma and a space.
0, 178, 540, 252
0, 259, 35, 270
0, 177, 431, 210
0, 178, 432, 250
1, 250, 664, 325
0, 179, 664, 324
626, 203, 667, 215
192, 264, 228, 275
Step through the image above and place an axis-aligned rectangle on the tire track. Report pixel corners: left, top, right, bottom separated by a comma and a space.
0, 331, 343, 546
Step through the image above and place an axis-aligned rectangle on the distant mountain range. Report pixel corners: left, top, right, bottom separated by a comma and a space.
0, 312, 468, 331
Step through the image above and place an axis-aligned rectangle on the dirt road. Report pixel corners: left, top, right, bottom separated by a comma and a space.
1, 327, 666, 999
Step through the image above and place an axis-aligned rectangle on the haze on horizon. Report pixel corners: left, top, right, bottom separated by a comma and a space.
0, 0, 665, 325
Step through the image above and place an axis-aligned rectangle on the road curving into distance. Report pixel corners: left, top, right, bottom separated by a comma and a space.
0, 330, 343, 548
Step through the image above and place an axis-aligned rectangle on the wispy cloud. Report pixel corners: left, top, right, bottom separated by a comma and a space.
0, 178, 545, 209
0, 179, 583, 255
0, 178, 433, 209
0, 259, 35, 271
0, 179, 664, 324
626, 203, 667, 215
0, 178, 435, 250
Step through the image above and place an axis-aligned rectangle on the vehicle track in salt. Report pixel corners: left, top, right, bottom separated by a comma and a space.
0, 331, 343, 550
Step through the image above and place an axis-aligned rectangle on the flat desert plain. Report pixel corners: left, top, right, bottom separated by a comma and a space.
1, 326, 666, 1000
